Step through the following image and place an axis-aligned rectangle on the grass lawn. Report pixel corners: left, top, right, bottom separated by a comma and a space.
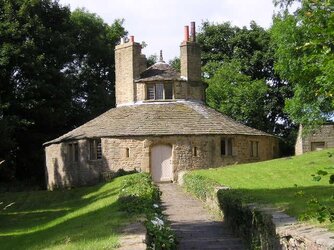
193, 150, 334, 230
0, 174, 144, 250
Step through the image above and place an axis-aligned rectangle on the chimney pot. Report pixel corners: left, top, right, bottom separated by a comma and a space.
184, 26, 189, 42
190, 22, 196, 42
130, 35, 134, 43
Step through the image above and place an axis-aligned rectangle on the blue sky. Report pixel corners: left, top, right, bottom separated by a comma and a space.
59, 0, 278, 61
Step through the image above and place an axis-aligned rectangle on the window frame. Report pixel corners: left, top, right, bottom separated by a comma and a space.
89, 139, 102, 160
68, 142, 79, 163
146, 82, 174, 100
221, 138, 233, 156
250, 141, 259, 158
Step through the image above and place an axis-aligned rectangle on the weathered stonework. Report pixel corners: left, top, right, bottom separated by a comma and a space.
295, 124, 334, 155
45, 135, 278, 189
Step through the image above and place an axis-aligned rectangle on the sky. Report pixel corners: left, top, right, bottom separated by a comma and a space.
58, 0, 278, 61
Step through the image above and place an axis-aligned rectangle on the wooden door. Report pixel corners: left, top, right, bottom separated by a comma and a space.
151, 144, 173, 182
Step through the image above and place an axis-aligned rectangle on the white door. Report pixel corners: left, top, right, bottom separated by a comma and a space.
151, 144, 173, 182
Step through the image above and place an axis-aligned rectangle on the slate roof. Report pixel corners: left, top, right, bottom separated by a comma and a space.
135, 62, 184, 82
44, 101, 272, 145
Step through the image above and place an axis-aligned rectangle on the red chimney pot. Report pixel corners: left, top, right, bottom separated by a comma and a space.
184, 26, 189, 42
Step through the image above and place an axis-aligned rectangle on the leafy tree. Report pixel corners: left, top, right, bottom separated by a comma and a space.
147, 54, 157, 67
0, 0, 125, 186
206, 61, 268, 129
272, 0, 334, 127
169, 57, 180, 71
68, 10, 125, 121
198, 21, 296, 154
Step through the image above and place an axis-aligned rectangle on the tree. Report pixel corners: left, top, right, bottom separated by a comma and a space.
0, 0, 126, 186
198, 21, 296, 154
68, 9, 125, 121
206, 61, 268, 130
272, 0, 334, 127
169, 57, 180, 71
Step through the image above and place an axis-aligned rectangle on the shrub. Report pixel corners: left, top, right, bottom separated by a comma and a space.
118, 173, 176, 249
183, 173, 217, 200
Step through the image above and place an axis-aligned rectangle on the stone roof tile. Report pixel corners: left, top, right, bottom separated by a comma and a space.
44, 101, 272, 145
135, 62, 184, 82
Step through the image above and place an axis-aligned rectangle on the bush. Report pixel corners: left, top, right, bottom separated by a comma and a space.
118, 173, 176, 249
183, 173, 217, 201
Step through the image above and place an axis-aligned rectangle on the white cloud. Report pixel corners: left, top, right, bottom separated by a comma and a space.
58, 0, 276, 61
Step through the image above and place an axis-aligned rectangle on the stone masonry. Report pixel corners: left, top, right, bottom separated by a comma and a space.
295, 124, 334, 155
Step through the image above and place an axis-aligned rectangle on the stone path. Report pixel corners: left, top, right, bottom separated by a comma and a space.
159, 183, 245, 250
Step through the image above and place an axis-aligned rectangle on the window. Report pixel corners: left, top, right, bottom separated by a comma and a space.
311, 142, 325, 151
68, 143, 79, 162
125, 148, 130, 158
221, 138, 232, 156
90, 139, 102, 160
250, 141, 259, 157
146, 83, 173, 100
193, 147, 198, 157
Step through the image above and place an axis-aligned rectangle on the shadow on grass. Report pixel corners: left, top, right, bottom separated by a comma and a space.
0, 178, 143, 249
224, 185, 334, 220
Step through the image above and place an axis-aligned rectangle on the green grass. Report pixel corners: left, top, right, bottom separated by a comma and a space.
0, 174, 144, 250
192, 150, 334, 230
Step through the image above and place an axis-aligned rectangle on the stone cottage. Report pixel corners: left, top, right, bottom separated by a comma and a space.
295, 124, 334, 155
44, 22, 279, 190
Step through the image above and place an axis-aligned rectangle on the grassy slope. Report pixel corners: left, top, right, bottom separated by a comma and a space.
194, 150, 334, 230
0, 174, 141, 250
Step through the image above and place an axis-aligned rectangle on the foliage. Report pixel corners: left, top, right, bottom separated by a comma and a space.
191, 150, 334, 231
0, 0, 126, 186
118, 173, 176, 249
118, 173, 160, 214
183, 173, 217, 201
272, 0, 334, 127
197, 21, 296, 154
147, 54, 157, 67
206, 61, 268, 130
0, 174, 145, 249
308, 151, 334, 223
169, 57, 180, 71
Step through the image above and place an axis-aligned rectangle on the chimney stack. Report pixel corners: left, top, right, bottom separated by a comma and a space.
180, 21, 201, 82
115, 35, 142, 106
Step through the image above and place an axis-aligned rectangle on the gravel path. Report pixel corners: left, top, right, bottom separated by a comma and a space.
159, 183, 245, 250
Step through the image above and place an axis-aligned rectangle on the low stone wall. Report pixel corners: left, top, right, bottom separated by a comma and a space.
180, 172, 334, 250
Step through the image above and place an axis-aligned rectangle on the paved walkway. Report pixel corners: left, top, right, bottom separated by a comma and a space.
159, 184, 245, 250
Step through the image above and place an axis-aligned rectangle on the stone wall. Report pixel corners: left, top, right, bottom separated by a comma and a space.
45, 139, 106, 190
45, 134, 278, 189
295, 124, 334, 155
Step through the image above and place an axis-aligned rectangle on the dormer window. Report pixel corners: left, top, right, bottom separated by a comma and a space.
146, 83, 173, 100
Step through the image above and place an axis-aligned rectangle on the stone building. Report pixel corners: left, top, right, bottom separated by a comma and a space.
44, 22, 279, 190
295, 124, 334, 155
